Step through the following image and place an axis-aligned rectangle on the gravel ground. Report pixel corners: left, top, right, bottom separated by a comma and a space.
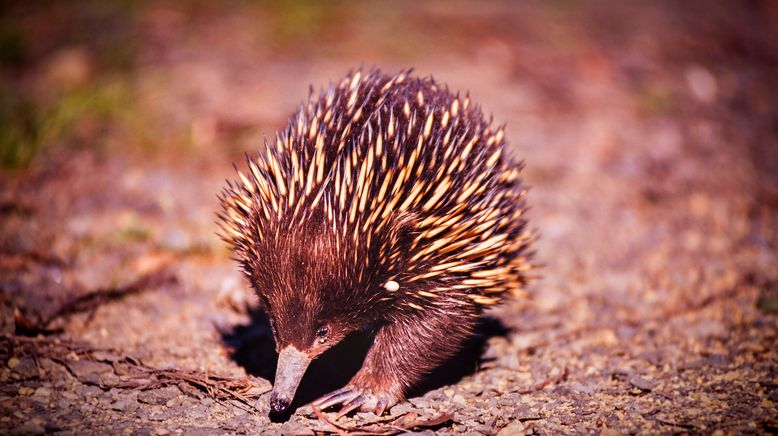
1, 1, 777, 434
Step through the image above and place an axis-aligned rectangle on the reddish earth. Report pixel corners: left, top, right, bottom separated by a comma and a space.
1, 1, 776, 434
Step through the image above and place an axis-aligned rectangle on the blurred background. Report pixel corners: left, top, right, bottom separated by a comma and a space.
1, 1, 777, 433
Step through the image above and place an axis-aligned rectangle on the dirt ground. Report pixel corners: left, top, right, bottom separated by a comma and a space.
1, 1, 777, 434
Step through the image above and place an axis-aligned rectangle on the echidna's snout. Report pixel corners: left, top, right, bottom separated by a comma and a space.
269, 346, 311, 414
268, 393, 290, 415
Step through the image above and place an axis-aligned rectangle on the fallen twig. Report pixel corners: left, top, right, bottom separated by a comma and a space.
135, 366, 268, 414
4, 335, 268, 415
312, 405, 352, 435
13, 268, 178, 336
311, 404, 455, 435
45, 269, 177, 325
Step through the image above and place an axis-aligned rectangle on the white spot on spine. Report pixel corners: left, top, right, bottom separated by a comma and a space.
384, 280, 400, 292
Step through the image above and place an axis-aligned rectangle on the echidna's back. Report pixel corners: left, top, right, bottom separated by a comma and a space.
305, 69, 530, 305
220, 69, 532, 310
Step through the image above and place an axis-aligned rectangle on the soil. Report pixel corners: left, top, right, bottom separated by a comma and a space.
1, 1, 777, 434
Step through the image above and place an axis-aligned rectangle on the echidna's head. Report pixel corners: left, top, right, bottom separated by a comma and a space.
245, 215, 382, 414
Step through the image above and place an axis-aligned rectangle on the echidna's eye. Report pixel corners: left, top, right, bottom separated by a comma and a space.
315, 326, 330, 343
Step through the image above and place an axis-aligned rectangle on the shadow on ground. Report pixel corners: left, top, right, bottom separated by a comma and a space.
221, 307, 509, 420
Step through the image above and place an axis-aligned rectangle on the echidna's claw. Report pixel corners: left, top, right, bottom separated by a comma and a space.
313, 386, 349, 404
374, 398, 388, 416
312, 387, 361, 410
335, 394, 365, 419
313, 384, 398, 419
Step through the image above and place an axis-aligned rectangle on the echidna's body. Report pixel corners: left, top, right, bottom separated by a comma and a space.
219, 69, 532, 416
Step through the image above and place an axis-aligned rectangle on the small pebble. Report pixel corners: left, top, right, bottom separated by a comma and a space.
629, 375, 659, 391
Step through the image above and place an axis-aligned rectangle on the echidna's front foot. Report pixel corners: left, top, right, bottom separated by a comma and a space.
313, 384, 398, 418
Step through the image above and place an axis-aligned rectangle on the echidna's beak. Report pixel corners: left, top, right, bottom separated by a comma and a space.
269, 346, 311, 414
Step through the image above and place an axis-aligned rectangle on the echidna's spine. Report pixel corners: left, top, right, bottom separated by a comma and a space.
218, 68, 532, 311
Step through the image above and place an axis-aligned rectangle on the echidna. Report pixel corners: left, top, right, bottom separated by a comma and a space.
218, 68, 533, 416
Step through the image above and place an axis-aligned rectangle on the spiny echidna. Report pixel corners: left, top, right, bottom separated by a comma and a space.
218, 68, 533, 416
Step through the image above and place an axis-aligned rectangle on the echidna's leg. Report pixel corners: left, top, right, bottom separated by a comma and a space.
314, 309, 476, 416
